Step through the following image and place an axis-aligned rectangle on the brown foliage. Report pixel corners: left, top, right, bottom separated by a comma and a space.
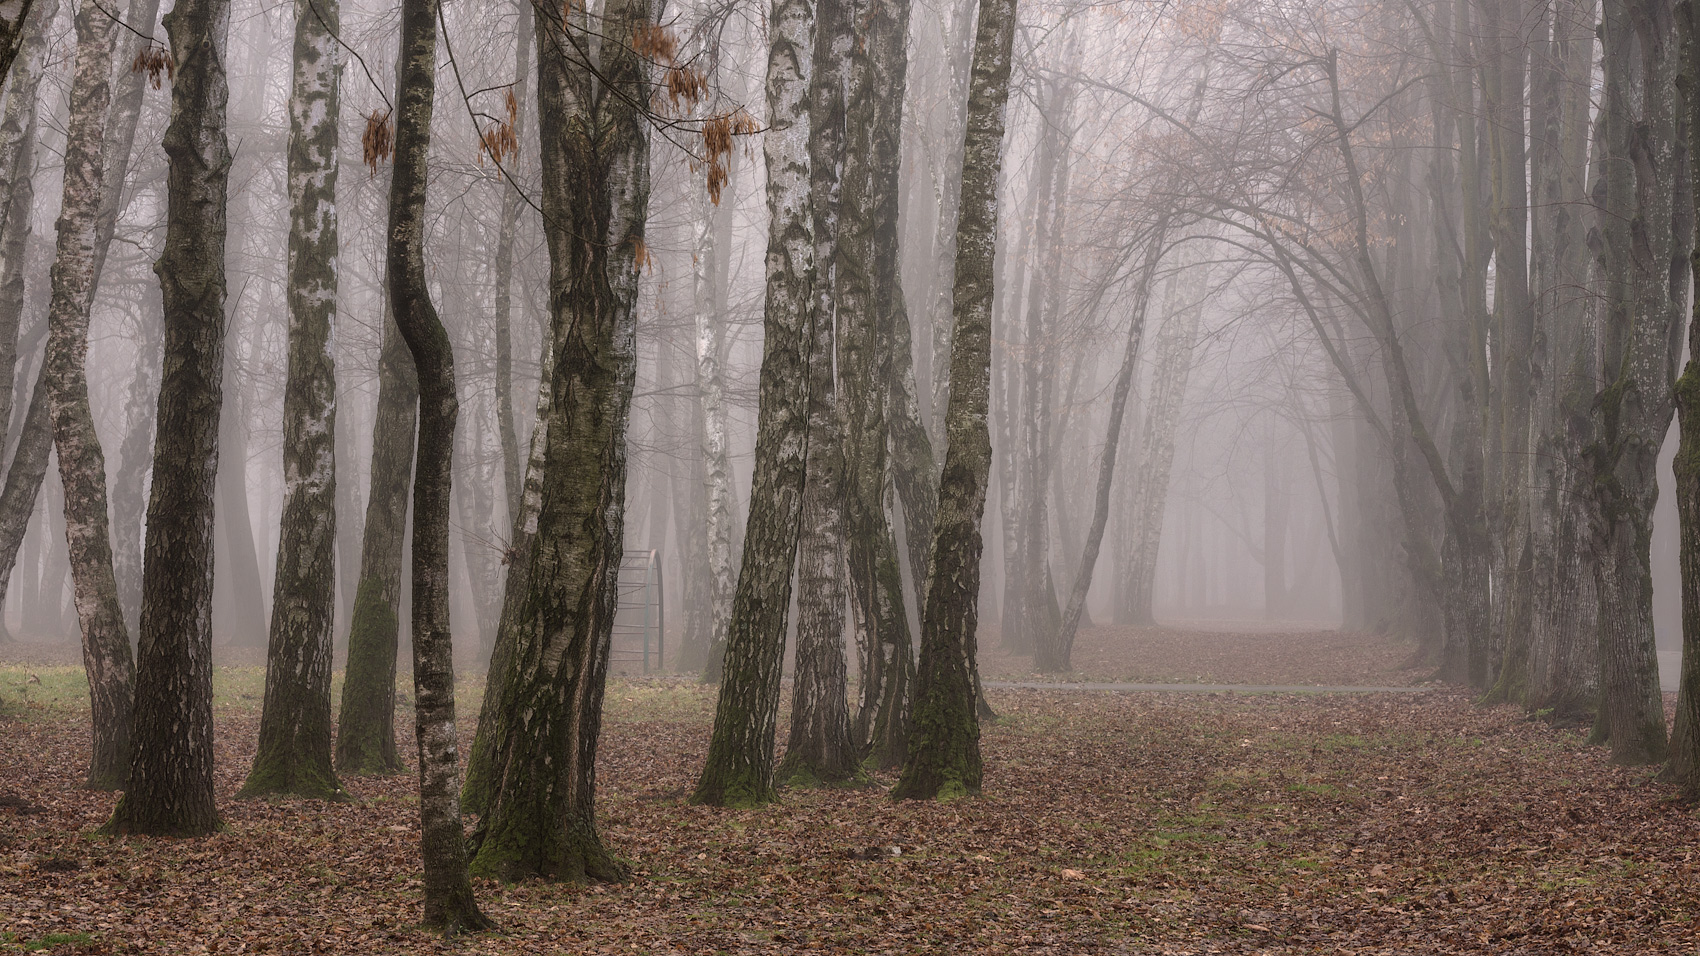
362, 109, 393, 178
130, 44, 174, 91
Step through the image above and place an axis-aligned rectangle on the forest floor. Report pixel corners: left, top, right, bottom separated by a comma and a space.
2, 625, 1699, 954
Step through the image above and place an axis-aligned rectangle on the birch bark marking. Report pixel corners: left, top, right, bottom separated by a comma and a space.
779, 0, 859, 786
694, 154, 735, 679
45, 0, 133, 791
104, 0, 232, 837
240, 0, 343, 802
386, 0, 488, 930
891, 0, 1019, 802
465, 0, 652, 880
691, 0, 816, 808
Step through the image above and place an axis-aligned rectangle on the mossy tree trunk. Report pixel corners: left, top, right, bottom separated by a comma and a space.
464, 0, 651, 881
0, 0, 35, 86
241, 0, 343, 803
103, 0, 233, 837
779, 0, 857, 786
691, 0, 816, 809
890, 0, 1018, 802
45, 0, 134, 792
385, 0, 488, 932
334, 306, 415, 775
1585, 0, 1687, 765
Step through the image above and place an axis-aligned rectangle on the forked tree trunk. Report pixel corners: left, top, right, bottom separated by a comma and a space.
890, 0, 1018, 801
45, 0, 134, 791
465, 0, 652, 879
334, 307, 415, 775
386, 0, 488, 931
691, 0, 816, 808
241, 0, 343, 802
779, 0, 857, 786
103, 0, 233, 837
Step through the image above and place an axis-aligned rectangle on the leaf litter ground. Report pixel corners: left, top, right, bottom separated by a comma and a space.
2, 626, 1698, 954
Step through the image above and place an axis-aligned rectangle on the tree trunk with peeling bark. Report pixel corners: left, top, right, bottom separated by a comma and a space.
44, 0, 134, 792
691, 0, 815, 808
241, 0, 343, 802
779, 0, 858, 786
385, 0, 488, 931
466, 0, 652, 880
890, 0, 1017, 801
103, 0, 233, 837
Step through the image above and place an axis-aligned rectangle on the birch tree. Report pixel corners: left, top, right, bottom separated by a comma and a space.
467, 0, 654, 877
386, 0, 488, 930
891, 0, 1018, 802
241, 0, 344, 802
104, 0, 233, 837
691, 0, 816, 807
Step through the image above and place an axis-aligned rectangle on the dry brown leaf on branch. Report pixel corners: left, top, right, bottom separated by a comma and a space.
362, 109, 393, 178
131, 43, 175, 90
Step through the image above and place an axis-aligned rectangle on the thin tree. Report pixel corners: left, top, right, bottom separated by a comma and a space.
240, 0, 344, 802
103, 0, 233, 837
890, 0, 1019, 801
386, 0, 488, 931
691, 0, 817, 808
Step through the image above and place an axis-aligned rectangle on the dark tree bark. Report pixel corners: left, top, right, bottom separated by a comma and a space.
465, 0, 652, 880
691, 0, 816, 808
778, 0, 858, 786
334, 307, 415, 776
838, 0, 916, 766
1585, 0, 1687, 765
103, 0, 233, 837
386, 0, 488, 931
241, 0, 344, 802
890, 0, 1018, 801
0, 0, 35, 88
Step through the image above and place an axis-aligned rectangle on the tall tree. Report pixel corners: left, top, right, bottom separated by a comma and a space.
890, 0, 1019, 801
44, 0, 134, 791
0, 0, 35, 86
779, 0, 858, 786
103, 0, 233, 837
465, 0, 653, 880
386, 0, 488, 931
334, 307, 415, 775
1585, 0, 1689, 765
690, 0, 816, 807
240, 0, 344, 802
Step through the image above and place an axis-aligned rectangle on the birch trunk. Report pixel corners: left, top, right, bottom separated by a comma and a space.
43, 0, 133, 791
693, 151, 735, 680
466, 0, 652, 877
385, 0, 488, 930
691, 0, 815, 807
890, 0, 1017, 801
104, 0, 232, 837
0, 0, 35, 85
778, 0, 858, 787
240, 0, 342, 802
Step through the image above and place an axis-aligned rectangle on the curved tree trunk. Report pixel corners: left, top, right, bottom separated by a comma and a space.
386, 0, 488, 932
691, 0, 816, 808
465, 0, 652, 880
104, 0, 233, 837
890, 0, 1018, 801
240, 0, 343, 802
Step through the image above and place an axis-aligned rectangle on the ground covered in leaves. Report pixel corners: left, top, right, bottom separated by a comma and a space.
2, 627, 1698, 954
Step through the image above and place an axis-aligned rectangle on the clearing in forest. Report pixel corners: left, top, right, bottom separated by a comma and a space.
1, 627, 1697, 954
